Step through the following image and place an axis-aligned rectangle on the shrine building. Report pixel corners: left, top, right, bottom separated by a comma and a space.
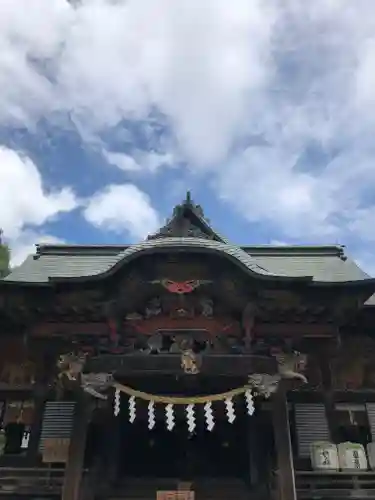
1, 194, 375, 500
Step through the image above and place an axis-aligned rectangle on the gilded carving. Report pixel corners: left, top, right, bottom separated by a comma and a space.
181, 349, 201, 375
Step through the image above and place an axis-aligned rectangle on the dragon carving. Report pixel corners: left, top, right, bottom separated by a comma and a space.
274, 350, 308, 384
56, 353, 113, 400
57, 352, 86, 382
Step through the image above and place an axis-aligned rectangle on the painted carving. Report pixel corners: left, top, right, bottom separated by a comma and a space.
200, 297, 213, 317
146, 333, 164, 354
0, 361, 36, 385
248, 374, 280, 398
181, 349, 201, 375
81, 373, 113, 400
145, 297, 162, 318
129, 316, 241, 337
242, 302, 257, 351
151, 279, 211, 294
57, 352, 87, 382
56, 353, 113, 399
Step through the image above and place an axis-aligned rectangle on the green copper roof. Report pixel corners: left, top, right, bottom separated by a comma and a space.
2, 196, 374, 296
3, 241, 371, 287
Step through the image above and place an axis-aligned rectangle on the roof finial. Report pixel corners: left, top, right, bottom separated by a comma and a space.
185, 190, 192, 205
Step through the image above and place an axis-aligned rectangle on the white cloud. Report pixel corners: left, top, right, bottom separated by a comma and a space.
104, 151, 141, 172
104, 150, 175, 173
0, 146, 78, 240
0, 0, 275, 165
10, 231, 66, 267
83, 183, 160, 239
1, 0, 375, 259
0, 146, 78, 264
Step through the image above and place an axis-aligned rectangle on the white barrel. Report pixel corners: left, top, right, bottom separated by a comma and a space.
310, 442, 339, 471
366, 443, 375, 470
338, 442, 368, 470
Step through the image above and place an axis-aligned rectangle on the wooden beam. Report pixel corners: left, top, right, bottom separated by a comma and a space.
85, 353, 277, 376
272, 382, 297, 500
30, 321, 337, 338
62, 392, 92, 500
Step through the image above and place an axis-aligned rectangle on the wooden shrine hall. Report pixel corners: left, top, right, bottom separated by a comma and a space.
1, 193, 375, 500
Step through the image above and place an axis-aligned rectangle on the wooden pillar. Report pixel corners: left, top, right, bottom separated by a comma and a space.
62, 392, 92, 500
272, 382, 297, 500
26, 387, 48, 464
103, 403, 122, 486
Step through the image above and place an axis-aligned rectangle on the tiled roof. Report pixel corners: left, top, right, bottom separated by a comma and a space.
4, 241, 371, 287
4, 238, 305, 284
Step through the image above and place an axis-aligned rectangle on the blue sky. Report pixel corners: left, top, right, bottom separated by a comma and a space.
1, 0, 375, 274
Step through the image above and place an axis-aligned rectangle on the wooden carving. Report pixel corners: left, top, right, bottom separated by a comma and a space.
332, 357, 365, 390
150, 279, 211, 294
57, 352, 87, 382
181, 349, 201, 375
242, 302, 257, 350
0, 361, 36, 385
129, 316, 241, 337
331, 337, 373, 390
273, 350, 308, 384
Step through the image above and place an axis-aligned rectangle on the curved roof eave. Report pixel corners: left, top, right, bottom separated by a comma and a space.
310, 278, 375, 288
48, 237, 313, 284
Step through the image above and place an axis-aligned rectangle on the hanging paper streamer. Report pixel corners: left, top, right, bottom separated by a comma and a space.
186, 404, 196, 433
224, 397, 236, 424
114, 389, 121, 416
165, 404, 175, 431
129, 396, 136, 423
204, 401, 215, 431
245, 389, 255, 416
148, 401, 156, 430
111, 378, 273, 430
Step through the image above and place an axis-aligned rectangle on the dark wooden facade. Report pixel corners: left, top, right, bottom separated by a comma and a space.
1, 195, 375, 499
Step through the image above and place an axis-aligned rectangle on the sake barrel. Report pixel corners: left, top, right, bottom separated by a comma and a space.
310, 442, 339, 471
366, 443, 375, 470
338, 442, 368, 470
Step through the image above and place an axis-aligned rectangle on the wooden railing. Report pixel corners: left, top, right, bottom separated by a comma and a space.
0, 466, 66, 496
295, 470, 375, 499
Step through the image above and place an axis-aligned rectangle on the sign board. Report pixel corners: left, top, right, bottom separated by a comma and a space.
42, 438, 71, 463
157, 492, 195, 500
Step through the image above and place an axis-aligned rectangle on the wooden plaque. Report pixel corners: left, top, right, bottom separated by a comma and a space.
42, 438, 71, 463
157, 491, 194, 500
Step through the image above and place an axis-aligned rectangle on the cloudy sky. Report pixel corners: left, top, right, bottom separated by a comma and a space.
1, 0, 375, 273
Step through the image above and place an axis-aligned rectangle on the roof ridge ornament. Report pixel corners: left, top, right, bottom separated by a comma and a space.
147, 192, 215, 240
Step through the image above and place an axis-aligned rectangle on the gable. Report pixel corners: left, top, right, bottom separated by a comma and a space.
148, 192, 227, 243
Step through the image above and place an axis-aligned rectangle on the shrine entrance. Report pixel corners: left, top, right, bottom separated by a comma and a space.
119, 416, 249, 479
116, 376, 251, 482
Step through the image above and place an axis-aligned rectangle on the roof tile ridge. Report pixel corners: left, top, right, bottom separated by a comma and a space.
111, 237, 289, 278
